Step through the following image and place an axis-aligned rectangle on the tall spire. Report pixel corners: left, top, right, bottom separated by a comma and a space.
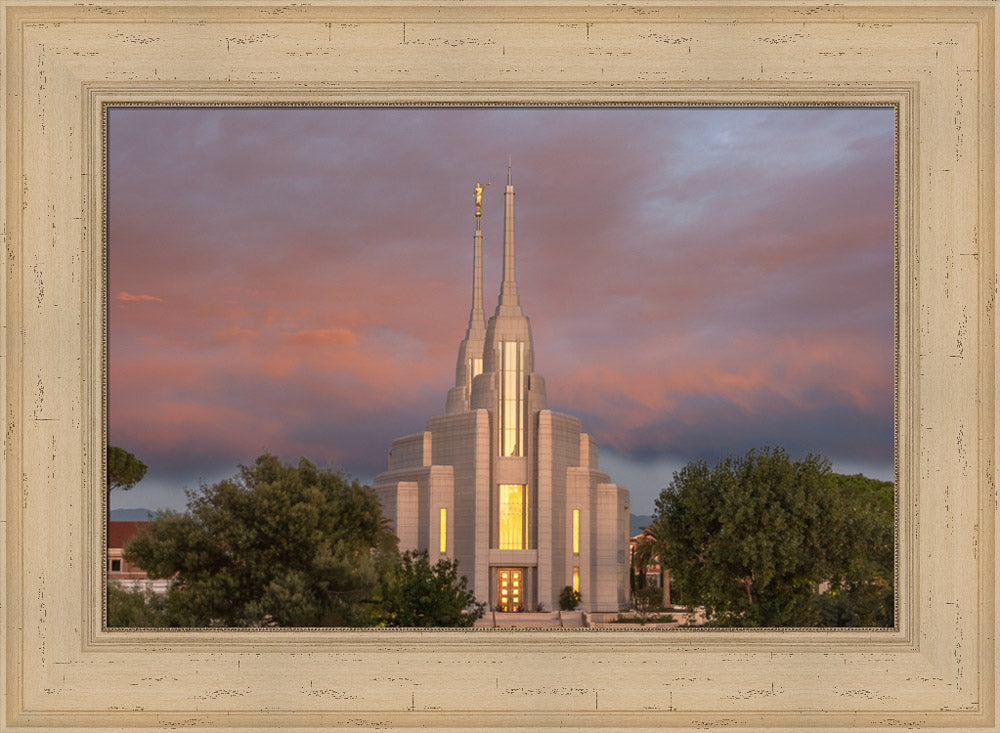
476, 160, 544, 452
498, 160, 519, 309
445, 182, 488, 414
469, 181, 486, 329
469, 210, 485, 333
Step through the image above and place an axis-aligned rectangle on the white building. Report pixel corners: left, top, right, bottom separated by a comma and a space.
374, 167, 630, 613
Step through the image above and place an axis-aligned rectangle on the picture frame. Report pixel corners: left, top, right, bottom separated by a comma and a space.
2, 1, 995, 730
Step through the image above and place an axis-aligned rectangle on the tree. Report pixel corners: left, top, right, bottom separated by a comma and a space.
632, 586, 664, 620
630, 533, 655, 593
124, 454, 398, 627
107, 583, 167, 627
649, 447, 837, 627
107, 445, 147, 493
649, 448, 895, 628
559, 586, 581, 611
816, 473, 894, 627
630, 529, 672, 611
376, 550, 484, 627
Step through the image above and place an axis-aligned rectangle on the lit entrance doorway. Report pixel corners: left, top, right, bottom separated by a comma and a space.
497, 568, 523, 612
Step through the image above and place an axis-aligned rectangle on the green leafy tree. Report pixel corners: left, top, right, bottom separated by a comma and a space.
376, 550, 484, 627
107, 445, 147, 493
650, 448, 895, 627
816, 473, 894, 627
649, 447, 837, 627
559, 586, 581, 611
124, 454, 398, 627
107, 583, 167, 627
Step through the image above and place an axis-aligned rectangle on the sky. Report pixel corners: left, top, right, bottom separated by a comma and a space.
108, 106, 895, 515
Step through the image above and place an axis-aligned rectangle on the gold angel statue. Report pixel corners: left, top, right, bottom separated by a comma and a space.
474, 182, 488, 217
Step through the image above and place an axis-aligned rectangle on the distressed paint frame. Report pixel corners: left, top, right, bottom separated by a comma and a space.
1, 1, 996, 730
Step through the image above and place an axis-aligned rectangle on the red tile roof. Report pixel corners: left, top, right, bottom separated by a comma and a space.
108, 520, 152, 549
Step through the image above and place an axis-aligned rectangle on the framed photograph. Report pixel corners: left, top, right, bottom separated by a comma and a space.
2, 2, 996, 730
105, 103, 897, 631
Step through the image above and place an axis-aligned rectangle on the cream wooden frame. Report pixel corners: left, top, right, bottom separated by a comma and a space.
2, 2, 996, 730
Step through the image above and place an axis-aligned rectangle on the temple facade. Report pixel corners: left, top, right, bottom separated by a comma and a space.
373, 168, 630, 613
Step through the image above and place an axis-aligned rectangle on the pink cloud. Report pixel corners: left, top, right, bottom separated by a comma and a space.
116, 291, 163, 302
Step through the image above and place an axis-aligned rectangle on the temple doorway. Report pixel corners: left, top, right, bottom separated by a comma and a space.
497, 568, 523, 612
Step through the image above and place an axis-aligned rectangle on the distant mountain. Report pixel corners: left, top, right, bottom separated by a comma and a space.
110, 508, 155, 521
630, 513, 653, 537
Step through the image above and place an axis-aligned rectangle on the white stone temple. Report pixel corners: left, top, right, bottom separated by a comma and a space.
374, 166, 630, 613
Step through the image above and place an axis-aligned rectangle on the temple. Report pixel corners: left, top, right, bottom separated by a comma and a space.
373, 167, 630, 613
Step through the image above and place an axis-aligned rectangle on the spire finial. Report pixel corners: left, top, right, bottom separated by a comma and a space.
475, 181, 486, 219
497, 160, 519, 308
446, 185, 488, 414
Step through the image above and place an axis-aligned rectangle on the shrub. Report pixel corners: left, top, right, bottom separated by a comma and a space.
559, 585, 581, 610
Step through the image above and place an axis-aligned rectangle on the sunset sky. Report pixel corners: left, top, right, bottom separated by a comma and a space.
108, 106, 895, 515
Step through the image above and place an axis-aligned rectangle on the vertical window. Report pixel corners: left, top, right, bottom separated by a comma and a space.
572, 509, 580, 555
499, 484, 526, 549
499, 340, 524, 457
466, 356, 483, 397
573, 566, 580, 594
439, 508, 447, 554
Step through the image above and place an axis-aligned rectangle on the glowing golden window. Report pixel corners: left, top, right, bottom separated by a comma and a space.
439, 508, 447, 554
572, 509, 580, 555
573, 566, 580, 594
498, 483, 526, 549
499, 341, 524, 457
